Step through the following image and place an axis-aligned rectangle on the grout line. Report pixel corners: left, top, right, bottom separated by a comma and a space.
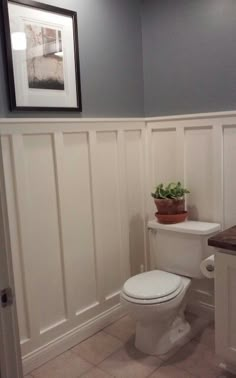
76, 364, 98, 378
28, 316, 215, 378
101, 314, 127, 329
69, 331, 123, 367
93, 365, 116, 377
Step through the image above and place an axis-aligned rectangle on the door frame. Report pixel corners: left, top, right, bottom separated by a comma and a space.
0, 138, 23, 378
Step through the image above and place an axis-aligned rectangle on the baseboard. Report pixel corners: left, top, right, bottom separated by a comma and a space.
187, 301, 214, 319
187, 288, 215, 320
23, 303, 125, 375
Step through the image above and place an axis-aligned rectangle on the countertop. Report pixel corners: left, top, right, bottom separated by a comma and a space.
208, 225, 236, 253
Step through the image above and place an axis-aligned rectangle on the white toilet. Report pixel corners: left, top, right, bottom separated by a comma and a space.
120, 220, 220, 356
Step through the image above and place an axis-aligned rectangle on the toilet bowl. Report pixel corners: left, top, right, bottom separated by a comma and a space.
120, 220, 221, 356
120, 270, 191, 355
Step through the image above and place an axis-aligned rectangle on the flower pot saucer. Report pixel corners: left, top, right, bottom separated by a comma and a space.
155, 211, 188, 224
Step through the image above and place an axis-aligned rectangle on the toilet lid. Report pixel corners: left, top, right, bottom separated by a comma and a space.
123, 270, 182, 300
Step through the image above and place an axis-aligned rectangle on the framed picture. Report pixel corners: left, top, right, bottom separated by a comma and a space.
2, 0, 82, 111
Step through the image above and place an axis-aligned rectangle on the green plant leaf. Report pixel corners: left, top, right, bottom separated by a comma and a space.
151, 181, 190, 199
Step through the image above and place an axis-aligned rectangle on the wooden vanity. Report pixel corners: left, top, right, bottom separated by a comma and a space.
208, 227, 236, 371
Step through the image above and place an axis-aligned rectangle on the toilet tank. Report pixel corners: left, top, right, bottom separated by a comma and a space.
148, 220, 221, 278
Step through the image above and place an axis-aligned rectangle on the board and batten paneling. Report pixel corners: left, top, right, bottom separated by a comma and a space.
1, 112, 236, 373
146, 114, 236, 315
147, 118, 225, 225
0, 120, 146, 374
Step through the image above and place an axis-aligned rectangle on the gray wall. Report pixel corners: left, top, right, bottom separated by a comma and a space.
142, 0, 236, 116
0, 0, 144, 117
2, 0, 236, 118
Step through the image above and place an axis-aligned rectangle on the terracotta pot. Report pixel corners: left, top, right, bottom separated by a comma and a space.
155, 211, 188, 224
154, 198, 185, 215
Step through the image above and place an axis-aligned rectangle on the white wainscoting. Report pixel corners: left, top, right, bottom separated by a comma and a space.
1, 112, 236, 373
0, 119, 147, 374
146, 113, 236, 315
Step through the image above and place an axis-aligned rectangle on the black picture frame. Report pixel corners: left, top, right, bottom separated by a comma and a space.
2, 0, 82, 111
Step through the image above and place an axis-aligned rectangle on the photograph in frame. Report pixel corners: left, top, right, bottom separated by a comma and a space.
2, 0, 82, 111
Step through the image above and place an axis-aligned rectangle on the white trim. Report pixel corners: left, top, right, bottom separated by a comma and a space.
22, 303, 125, 375
187, 301, 215, 320
0, 118, 143, 124
0, 121, 145, 136
145, 109, 236, 122
0, 109, 236, 125
187, 289, 215, 320
88, 130, 105, 303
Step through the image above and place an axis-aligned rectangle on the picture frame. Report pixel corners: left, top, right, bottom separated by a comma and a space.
2, 0, 82, 111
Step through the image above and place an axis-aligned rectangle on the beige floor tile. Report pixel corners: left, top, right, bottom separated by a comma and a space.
186, 313, 212, 341
30, 350, 92, 378
195, 322, 215, 349
158, 334, 191, 362
149, 364, 196, 377
103, 315, 135, 342
185, 312, 198, 324
72, 331, 122, 365
81, 366, 114, 377
98, 339, 162, 378
167, 340, 221, 378
156, 313, 211, 362
217, 371, 236, 378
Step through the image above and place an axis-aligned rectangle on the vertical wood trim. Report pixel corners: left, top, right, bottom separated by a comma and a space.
176, 127, 186, 209
212, 123, 224, 225
52, 133, 69, 319
176, 127, 185, 183
146, 124, 155, 220
145, 124, 155, 270
88, 131, 105, 303
11, 134, 38, 346
141, 128, 148, 271
117, 130, 130, 283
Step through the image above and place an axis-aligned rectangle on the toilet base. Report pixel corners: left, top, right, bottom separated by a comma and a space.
135, 314, 191, 356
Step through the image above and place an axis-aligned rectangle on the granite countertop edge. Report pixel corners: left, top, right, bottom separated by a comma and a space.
208, 225, 236, 254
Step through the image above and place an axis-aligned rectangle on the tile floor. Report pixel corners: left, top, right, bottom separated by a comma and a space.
25, 313, 236, 378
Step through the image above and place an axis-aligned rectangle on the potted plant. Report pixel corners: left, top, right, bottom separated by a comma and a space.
151, 182, 190, 224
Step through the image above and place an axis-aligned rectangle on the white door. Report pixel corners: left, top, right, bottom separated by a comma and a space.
0, 140, 23, 378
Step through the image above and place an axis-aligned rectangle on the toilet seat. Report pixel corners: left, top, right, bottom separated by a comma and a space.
121, 270, 185, 305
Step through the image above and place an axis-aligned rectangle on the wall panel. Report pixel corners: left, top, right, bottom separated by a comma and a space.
62, 133, 97, 315
124, 130, 145, 275
184, 127, 214, 221
95, 132, 123, 299
23, 134, 67, 333
151, 129, 177, 187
